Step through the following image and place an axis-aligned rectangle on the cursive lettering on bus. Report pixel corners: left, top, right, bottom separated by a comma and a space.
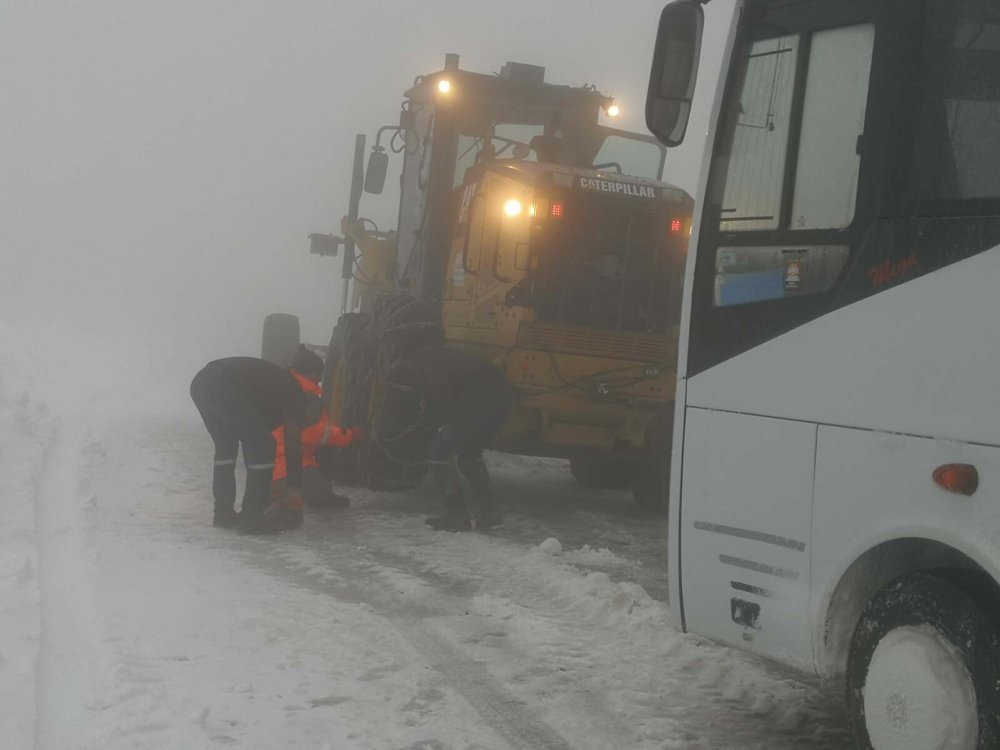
868, 253, 918, 289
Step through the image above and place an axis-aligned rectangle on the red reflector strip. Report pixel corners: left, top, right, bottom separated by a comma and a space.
551, 201, 564, 218
932, 463, 979, 496
670, 219, 682, 233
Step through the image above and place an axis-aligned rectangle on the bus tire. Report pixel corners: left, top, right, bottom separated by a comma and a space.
569, 455, 632, 489
846, 571, 1000, 750
261, 313, 300, 368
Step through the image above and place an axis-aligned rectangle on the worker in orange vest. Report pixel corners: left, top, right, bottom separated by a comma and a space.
267, 346, 360, 528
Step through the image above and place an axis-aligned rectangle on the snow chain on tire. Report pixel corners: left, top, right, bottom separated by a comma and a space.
322, 292, 443, 489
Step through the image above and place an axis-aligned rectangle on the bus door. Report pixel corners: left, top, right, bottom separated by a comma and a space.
679, 13, 877, 668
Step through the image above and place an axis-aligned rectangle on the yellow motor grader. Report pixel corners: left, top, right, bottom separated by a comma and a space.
279, 55, 692, 510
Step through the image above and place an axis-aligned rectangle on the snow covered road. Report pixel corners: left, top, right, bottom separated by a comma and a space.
1, 331, 853, 749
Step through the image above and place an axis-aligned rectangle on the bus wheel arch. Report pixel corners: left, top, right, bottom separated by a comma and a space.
822, 538, 1000, 681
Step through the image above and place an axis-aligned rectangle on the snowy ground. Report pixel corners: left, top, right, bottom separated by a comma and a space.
1, 325, 852, 749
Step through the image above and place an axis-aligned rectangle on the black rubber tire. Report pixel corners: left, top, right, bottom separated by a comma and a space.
630, 404, 673, 513
261, 313, 300, 368
569, 455, 633, 489
630, 458, 670, 513
846, 571, 1000, 750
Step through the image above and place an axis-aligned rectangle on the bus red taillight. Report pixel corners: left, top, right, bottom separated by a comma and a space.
932, 463, 979, 496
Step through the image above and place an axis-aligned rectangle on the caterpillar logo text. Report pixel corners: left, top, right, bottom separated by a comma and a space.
578, 177, 658, 199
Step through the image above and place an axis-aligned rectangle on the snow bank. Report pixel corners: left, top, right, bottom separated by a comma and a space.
0, 318, 191, 748
561, 543, 627, 568
538, 536, 563, 556
0, 371, 54, 747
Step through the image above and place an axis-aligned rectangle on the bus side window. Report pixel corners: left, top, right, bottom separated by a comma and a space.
908, 2, 1000, 204
790, 24, 875, 230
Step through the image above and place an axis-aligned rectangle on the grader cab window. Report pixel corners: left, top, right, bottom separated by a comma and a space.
593, 134, 665, 180
453, 124, 543, 188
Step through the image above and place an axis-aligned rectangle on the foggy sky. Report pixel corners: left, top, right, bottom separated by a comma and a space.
1, 0, 734, 368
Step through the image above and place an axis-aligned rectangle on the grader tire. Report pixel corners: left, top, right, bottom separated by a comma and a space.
569, 455, 633, 489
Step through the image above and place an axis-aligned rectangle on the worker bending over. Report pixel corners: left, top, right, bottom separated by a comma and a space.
190, 355, 322, 534
391, 345, 513, 532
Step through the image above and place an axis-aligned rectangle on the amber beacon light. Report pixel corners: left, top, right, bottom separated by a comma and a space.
932, 463, 979, 496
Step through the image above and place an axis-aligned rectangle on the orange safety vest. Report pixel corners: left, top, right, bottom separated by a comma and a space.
272, 370, 360, 482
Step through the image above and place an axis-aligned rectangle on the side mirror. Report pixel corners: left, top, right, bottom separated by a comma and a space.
364, 149, 389, 194
645, 0, 704, 147
309, 233, 343, 257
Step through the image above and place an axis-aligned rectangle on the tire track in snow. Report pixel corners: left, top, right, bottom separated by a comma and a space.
231, 539, 583, 750
272, 517, 850, 749
404, 622, 580, 750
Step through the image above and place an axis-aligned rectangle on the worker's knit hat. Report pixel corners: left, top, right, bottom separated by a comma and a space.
291, 345, 324, 380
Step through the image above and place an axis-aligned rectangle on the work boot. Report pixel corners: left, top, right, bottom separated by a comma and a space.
212, 505, 240, 529
238, 467, 280, 535
237, 513, 283, 535
263, 500, 304, 531
472, 509, 503, 532
301, 467, 351, 510
459, 457, 503, 532
307, 491, 351, 510
425, 460, 471, 532
212, 460, 237, 509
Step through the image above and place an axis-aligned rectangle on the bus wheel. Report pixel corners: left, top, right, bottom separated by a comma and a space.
569, 455, 632, 489
261, 313, 300, 368
846, 571, 1000, 750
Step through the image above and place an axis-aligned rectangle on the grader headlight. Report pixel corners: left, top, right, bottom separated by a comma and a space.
503, 198, 524, 217
437, 78, 452, 94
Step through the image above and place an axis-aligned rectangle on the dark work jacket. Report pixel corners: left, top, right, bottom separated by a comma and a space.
390, 346, 502, 429
207, 357, 309, 487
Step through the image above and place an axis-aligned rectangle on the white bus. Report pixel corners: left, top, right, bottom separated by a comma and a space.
645, 1, 1000, 748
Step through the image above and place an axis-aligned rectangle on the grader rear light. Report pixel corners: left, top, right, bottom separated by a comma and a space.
551, 201, 565, 218
670, 219, 682, 233
437, 79, 452, 94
